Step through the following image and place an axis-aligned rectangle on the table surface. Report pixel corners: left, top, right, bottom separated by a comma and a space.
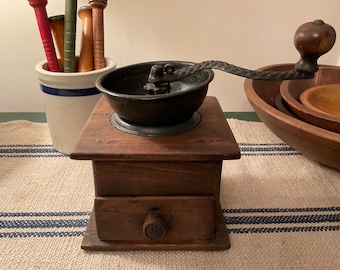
1, 113, 339, 269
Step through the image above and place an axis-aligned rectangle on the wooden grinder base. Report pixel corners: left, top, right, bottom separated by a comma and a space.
71, 96, 240, 251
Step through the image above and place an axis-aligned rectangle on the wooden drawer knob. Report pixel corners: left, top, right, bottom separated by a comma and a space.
142, 208, 167, 241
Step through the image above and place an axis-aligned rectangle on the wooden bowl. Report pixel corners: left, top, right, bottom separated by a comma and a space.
244, 64, 340, 170
280, 67, 340, 133
300, 84, 340, 118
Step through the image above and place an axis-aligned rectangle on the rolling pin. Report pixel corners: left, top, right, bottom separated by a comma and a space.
78, 6, 94, 72
28, 0, 60, 72
49, 15, 65, 69
89, 0, 107, 70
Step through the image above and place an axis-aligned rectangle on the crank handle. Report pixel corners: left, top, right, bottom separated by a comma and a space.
145, 20, 336, 94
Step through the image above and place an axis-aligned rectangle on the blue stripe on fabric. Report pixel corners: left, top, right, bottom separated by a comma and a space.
0, 212, 89, 238
229, 225, 340, 234
0, 231, 84, 238
238, 143, 302, 156
225, 214, 340, 225
0, 211, 90, 217
0, 154, 67, 158
0, 143, 301, 158
240, 146, 296, 152
0, 148, 59, 154
241, 152, 302, 156
0, 144, 67, 158
40, 85, 100, 97
224, 207, 340, 234
0, 219, 88, 229
1, 208, 339, 238
223, 207, 340, 214
0, 144, 52, 148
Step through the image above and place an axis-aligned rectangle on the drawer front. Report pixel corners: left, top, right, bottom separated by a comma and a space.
95, 196, 216, 242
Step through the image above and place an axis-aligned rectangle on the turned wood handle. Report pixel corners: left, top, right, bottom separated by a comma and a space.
28, 0, 60, 72
64, 0, 77, 72
294, 19, 336, 73
89, 0, 107, 70
49, 15, 65, 69
78, 6, 94, 72
142, 209, 167, 241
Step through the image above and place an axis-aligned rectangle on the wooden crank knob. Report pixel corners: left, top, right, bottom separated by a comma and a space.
142, 209, 167, 241
294, 19, 336, 73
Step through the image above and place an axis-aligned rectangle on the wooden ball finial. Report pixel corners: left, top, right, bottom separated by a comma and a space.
294, 19, 336, 73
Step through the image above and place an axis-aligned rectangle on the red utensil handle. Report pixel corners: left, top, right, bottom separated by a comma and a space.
28, 0, 60, 72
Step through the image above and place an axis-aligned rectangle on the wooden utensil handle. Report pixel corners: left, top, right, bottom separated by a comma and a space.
64, 0, 77, 73
28, 0, 60, 72
49, 15, 65, 68
89, 0, 107, 70
78, 6, 94, 72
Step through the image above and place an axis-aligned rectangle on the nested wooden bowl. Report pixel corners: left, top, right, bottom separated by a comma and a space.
244, 64, 340, 170
299, 84, 340, 118
280, 67, 340, 133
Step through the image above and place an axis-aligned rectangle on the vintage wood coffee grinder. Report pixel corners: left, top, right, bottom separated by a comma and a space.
70, 20, 335, 251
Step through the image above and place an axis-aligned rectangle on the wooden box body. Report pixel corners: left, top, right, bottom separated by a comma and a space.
71, 96, 240, 251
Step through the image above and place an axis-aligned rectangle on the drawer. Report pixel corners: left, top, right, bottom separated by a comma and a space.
95, 196, 216, 242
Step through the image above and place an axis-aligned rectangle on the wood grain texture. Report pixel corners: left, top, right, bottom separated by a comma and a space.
71, 96, 241, 161
89, 1, 106, 70
78, 7, 93, 72
71, 96, 236, 250
95, 196, 215, 241
93, 160, 222, 197
245, 64, 340, 170
81, 204, 229, 251
49, 15, 65, 68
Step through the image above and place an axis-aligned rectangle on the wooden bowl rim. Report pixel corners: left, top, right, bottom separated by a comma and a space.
299, 83, 340, 119
279, 67, 340, 133
244, 64, 340, 141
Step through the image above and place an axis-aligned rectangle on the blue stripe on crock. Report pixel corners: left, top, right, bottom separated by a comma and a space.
40, 85, 100, 96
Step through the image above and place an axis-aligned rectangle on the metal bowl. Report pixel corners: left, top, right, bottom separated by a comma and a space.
96, 61, 214, 127
244, 64, 340, 170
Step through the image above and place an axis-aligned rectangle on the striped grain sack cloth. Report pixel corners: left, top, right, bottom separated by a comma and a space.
0, 119, 339, 269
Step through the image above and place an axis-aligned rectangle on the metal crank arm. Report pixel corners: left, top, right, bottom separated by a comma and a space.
145, 20, 336, 95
